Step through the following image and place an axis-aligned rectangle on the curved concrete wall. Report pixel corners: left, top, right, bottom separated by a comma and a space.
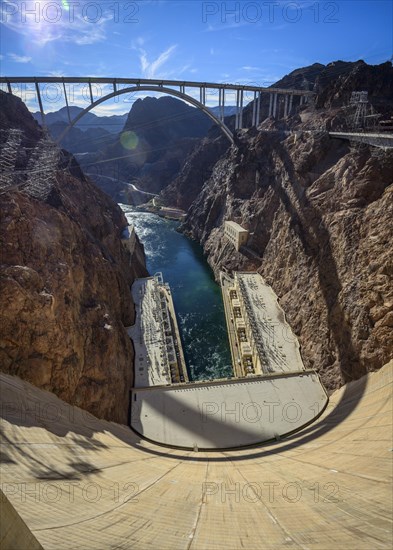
131, 372, 328, 449
0, 363, 391, 549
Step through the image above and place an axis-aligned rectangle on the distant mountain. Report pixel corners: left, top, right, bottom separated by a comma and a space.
79, 96, 215, 200
32, 106, 128, 134
206, 59, 393, 136
209, 106, 237, 117
44, 121, 115, 154
122, 96, 213, 147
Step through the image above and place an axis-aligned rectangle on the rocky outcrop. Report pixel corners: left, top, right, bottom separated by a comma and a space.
159, 135, 229, 210
182, 127, 393, 390
207, 60, 393, 138
0, 91, 148, 423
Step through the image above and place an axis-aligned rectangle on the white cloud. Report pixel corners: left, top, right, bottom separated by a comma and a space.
205, 20, 249, 32
8, 53, 32, 63
137, 44, 177, 79
0, 0, 110, 46
241, 66, 260, 72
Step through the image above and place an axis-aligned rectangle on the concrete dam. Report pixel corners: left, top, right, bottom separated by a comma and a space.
1, 363, 391, 549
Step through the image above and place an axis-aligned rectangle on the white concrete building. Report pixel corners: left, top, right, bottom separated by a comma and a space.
224, 221, 248, 251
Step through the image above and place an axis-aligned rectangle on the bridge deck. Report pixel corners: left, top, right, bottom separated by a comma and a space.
329, 131, 393, 149
0, 76, 315, 96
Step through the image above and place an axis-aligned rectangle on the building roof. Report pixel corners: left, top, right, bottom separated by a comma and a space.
131, 372, 327, 449
236, 272, 305, 374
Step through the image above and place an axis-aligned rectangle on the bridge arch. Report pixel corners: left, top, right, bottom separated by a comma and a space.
56, 85, 235, 144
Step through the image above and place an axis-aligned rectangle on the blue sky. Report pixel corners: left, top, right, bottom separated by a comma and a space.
1, 0, 392, 114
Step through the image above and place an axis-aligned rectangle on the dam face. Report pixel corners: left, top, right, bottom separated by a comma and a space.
1, 363, 392, 549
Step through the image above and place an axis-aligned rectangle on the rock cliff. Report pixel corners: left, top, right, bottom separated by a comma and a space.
0, 91, 148, 423
179, 61, 393, 391
182, 130, 393, 390
159, 135, 229, 210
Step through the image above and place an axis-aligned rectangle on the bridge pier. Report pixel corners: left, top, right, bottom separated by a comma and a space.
235, 89, 243, 129
34, 82, 46, 128
256, 91, 261, 126
62, 81, 71, 123
273, 93, 278, 119
218, 88, 224, 121
200, 86, 206, 105
284, 95, 289, 118
252, 91, 257, 127
239, 89, 244, 129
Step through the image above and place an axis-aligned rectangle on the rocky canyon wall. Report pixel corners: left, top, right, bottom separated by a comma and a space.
182, 129, 393, 391
0, 91, 148, 423
177, 61, 393, 391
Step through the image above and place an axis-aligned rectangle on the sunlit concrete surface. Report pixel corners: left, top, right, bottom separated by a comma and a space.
131, 372, 328, 449
0, 362, 392, 550
221, 272, 307, 377
129, 275, 187, 387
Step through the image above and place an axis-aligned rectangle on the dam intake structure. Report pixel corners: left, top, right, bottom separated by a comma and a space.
129, 271, 328, 450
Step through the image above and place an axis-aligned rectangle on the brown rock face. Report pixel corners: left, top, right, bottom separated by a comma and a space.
0, 92, 147, 423
159, 136, 229, 210
182, 130, 393, 391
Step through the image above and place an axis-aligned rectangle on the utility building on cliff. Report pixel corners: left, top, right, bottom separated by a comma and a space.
224, 221, 248, 251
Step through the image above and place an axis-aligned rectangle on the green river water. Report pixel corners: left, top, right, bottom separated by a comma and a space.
121, 204, 232, 381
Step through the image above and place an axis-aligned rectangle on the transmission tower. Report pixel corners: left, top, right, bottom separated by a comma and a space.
350, 91, 369, 129
0, 129, 23, 192
23, 138, 60, 199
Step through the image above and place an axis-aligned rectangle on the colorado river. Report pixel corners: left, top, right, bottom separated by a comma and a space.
120, 204, 232, 381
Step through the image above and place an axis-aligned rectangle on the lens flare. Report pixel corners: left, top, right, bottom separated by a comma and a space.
61, 0, 70, 11
120, 131, 139, 150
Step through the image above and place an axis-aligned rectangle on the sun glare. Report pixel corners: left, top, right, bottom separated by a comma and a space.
120, 131, 139, 150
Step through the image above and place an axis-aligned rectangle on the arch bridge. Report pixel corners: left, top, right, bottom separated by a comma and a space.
0, 76, 314, 144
